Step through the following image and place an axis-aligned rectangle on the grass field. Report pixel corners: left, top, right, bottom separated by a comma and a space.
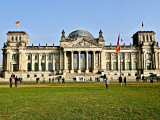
0, 82, 160, 120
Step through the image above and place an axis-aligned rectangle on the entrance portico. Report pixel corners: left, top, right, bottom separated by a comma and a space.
63, 50, 102, 73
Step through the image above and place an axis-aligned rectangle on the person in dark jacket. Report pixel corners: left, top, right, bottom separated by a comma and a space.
9, 76, 13, 88
62, 77, 65, 84
119, 76, 122, 86
15, 76, 18, 88
124, 77, 127, 86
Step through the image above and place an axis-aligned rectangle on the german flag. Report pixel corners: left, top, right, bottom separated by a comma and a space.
116, 34, 120, 52
142, 22, 144, 29
16, 21, 20, 25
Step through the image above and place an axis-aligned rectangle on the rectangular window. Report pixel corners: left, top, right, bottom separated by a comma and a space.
120, 54, 123, 60
126, 53, 130, 60
28, 55, 31, 60
126, 62, 130, 70
147, 63, 151, 70
11, 37, 14, 41
133, 54, 137, 59
49, 55, 52, 60
42, 55, 45, 60
15, 37, 18, 41
35, 55, 38, 60
27, 63, 31, 71
48, 62, 52, 71
13, 64, 18, 71
120, 62, 123, 70
106, 54, 110, 60
41, 63, 45, 71
106, 62, 110, 71
113, 54, 117, 60
55, 62, 59, 71
113, 62, 117, 70
19, 36, 21, 41
133, 62, 137, 70
55, 55, 59, 60
35, 63, 38, 71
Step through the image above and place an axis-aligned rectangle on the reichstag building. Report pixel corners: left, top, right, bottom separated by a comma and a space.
1, 29, 160, 80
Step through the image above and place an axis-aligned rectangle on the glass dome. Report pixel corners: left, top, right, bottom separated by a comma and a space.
68, 30, 94, 40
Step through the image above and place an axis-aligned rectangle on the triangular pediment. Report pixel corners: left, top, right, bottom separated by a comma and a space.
64, 39, 102, 48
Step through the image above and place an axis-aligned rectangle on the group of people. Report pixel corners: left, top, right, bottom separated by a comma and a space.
36, 77, 65, 84
119, 76, 127, 86
9, 75, 23, 88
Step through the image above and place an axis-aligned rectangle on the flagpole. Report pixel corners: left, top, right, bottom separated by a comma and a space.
120, 43, 121, 77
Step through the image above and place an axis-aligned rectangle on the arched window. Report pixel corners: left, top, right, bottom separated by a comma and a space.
19, 36, 21, 41
150, 36, 152, 42
15, 36, 18, 41
48, 62, 52, 71
55, 62, 59, 71
146, 53, 151, 60
11, 36, 14, 41
12, 54, 18, 60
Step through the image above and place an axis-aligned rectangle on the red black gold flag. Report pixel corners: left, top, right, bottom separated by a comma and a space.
116, 34, 120, 52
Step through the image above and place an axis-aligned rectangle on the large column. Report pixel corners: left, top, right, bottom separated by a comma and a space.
85, 51, 89, 73
110, 53, 112, 70
18, 52, 22, 71
31, 54, 34, 71
70, 51, 74, 73
118, 53, 120, 70
143, 52, 145, 70
130, 53, 132, 70
152, 52, 155, 70
155, 52, 158, 69
98, 52, 101, 70
124, 53, 126, 70
78, 51, 81, 73
45, 54, 48, 71
6, 52, 10, 71
93, 51, 96, 73
38, 54, 41, 71
52, 54, 55, 71
63, 51, 66, 71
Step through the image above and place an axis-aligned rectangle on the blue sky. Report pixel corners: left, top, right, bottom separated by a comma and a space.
0, 0, 160, 64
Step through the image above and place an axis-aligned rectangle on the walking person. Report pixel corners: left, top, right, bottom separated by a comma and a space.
124, 77, 127, 86
49, 78, 51, 83
9, 76, 14, 88
105, 78, 109, 90
43, 78, 45, 84
57, 78, 60, 84
62, 77, 65, 84
119, 76, 122, 86
15, 76, 18, 88
52, 78, 54, 83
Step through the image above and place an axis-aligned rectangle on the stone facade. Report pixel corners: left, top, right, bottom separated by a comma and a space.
1, 30, 160, 80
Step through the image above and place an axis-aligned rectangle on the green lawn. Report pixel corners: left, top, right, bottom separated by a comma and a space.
0, 82, 160, 120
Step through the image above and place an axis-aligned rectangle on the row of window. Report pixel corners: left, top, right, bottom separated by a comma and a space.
11, 36, 21, 41
106, 54, 137, 60
27, 62, 59, 71
28, 55, 59, 60
141, 35, 152, 41
106, 62, 137, 71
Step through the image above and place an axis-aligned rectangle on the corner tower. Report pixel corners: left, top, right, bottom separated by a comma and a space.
6, 31, 29, 47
